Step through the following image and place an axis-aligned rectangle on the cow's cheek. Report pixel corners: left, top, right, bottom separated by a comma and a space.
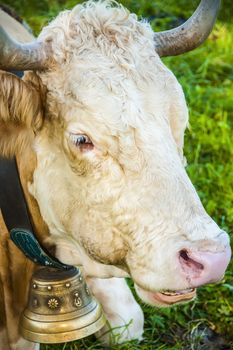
78, 232, 128, 265
54, 237, 129, 278
70, 212, 128, 265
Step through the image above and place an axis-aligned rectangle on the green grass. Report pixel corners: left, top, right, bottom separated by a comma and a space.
2, 0, 232, 348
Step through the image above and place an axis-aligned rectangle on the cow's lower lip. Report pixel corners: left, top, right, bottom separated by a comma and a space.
152, 288, 196, 305
135, 284, 197, 306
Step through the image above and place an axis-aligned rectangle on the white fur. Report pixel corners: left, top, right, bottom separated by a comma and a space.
87, 277, 144, 344
27, 0, 229, 305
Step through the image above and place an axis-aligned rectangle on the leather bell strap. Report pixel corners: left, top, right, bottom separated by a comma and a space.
10, 228, 72, 270
0, 157, 72, 270
0, 158, 32, 231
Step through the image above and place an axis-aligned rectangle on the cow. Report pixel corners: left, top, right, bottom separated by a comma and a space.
0, 0, 231, 349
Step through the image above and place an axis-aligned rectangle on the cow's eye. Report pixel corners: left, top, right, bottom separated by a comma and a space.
69, 133, 93, 150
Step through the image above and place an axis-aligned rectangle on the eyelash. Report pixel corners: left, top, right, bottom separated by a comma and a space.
69, 133, 93, 147
69, 133, 94, 152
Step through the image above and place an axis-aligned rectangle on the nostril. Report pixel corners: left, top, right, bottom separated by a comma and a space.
179, 249, 204, 273
178, 246, 231, 287
180, 250, 189, 261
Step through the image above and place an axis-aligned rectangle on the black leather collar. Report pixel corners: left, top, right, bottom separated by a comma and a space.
0, 157, 33, 232
0, 157, 72, 270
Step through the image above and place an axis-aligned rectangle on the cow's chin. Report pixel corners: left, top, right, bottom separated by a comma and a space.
135, 284, 196, 307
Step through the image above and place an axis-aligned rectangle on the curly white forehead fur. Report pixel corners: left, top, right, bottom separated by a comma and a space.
39, 0, 154, 67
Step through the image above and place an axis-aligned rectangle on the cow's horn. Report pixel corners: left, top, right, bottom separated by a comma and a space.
0, 26, 50, 71
154, 0, 221, 57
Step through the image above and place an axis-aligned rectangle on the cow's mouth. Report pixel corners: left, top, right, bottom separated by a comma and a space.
154, 288, 196, 305
135, 285, 196, 306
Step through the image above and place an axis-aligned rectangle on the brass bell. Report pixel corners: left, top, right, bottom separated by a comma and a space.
20, 267, 106, 344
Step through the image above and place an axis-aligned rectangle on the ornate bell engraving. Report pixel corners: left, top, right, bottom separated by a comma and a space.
47, 297, 60, 309
20, 267, 105, 343
74, 291, 83, 307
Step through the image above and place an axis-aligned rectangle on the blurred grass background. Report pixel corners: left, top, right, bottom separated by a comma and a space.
1, 0, 232, 349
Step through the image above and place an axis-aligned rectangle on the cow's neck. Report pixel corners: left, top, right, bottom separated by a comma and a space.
16, 146, 50, 247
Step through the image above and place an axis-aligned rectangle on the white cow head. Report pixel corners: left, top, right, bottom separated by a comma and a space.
0, 0, 231, 306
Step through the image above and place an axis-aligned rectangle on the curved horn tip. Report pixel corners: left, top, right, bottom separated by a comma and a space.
154, 0, 221, 57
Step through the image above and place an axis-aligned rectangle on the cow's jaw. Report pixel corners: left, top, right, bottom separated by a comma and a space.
135, 284, 196, 306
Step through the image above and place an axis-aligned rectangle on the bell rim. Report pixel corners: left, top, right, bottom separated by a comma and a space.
20, 312, 106, 344
20, 299, 106, 343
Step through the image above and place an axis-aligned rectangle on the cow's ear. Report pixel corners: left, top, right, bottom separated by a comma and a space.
0, 71, 44, 158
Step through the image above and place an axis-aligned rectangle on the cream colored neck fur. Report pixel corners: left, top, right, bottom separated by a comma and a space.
16, 147, 50, 249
